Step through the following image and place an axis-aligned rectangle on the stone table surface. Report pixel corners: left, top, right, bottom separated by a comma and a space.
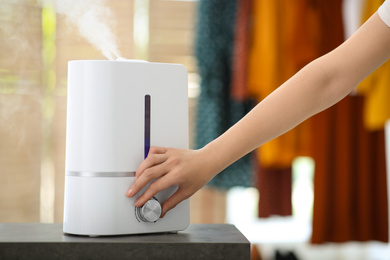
0, 223, 250, 260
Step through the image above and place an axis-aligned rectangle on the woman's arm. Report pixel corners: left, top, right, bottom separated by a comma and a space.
127, 12, 390, 217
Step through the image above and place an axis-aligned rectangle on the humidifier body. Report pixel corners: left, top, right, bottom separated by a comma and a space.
63, 60, 190, 236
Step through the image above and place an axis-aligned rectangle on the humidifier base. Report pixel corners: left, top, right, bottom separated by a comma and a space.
63, 175, 190, 236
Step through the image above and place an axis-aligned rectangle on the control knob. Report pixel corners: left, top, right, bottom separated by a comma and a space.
136, 198, 162, 223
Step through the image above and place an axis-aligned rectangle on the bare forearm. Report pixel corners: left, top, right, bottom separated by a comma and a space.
203, 12, 390, 176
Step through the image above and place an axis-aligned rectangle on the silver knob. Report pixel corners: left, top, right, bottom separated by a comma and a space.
136, 199, 162, 223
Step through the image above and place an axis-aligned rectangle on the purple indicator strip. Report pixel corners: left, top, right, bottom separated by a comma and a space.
144, 95, 151, 159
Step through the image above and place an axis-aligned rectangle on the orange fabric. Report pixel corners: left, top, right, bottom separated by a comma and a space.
311, 96, 388, 243
247, 0, 279, 100
247, 0, 318, 167
357, 0, 390, 130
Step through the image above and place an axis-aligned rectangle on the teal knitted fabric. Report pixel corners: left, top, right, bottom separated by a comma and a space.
195, 0, 254, 189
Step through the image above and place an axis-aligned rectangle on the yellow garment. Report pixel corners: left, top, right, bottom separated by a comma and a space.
247, 0, 318, 167
247, 0, 279, 99
357, 0, 390, 131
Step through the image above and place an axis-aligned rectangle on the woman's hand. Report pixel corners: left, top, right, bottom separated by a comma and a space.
126, 146, 215, 217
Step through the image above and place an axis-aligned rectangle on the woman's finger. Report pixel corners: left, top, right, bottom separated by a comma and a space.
133, 173, 178, 207
135, 153, 168, 179
127, 162, 169, 197
147, 146, 167, 155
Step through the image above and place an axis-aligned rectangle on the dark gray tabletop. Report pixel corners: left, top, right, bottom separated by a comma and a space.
0, 223, 250, 260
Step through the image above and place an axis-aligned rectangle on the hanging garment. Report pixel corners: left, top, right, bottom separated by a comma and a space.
310, 0, 388, 243
195, 0, 254, 189
257, 167, 292, 218
356, 0, 390, 131
311, 96, 388, 243
231, 0, 252, 102
247, 0, 316, 168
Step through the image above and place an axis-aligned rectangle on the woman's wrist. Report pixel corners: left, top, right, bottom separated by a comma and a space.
199, 140, 230, 180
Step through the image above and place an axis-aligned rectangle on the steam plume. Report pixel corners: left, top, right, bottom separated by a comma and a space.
39, 0, 121, 60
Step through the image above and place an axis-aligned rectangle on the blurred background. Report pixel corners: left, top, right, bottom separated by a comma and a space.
1, 0, 390, 259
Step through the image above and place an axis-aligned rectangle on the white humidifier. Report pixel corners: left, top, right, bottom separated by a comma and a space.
63, 59, 190, 236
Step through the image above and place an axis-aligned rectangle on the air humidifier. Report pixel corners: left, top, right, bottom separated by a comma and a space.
63, 59, 190, 236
